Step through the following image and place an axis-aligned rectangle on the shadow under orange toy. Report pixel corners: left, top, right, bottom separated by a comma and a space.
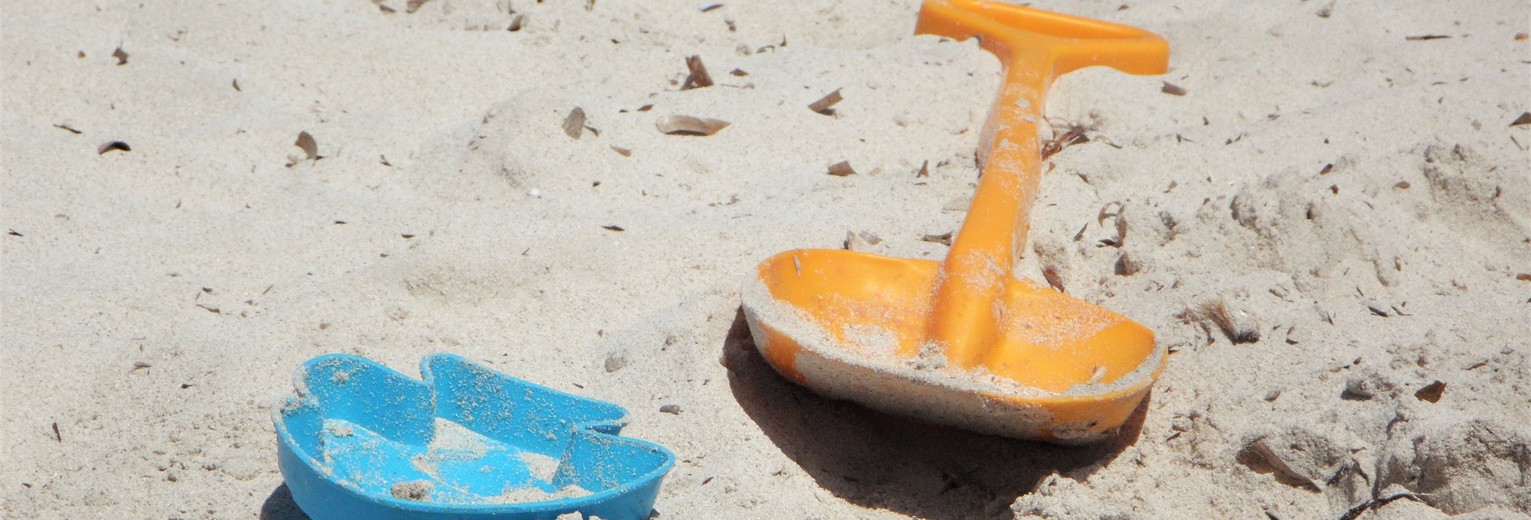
741, 0, 1170, 444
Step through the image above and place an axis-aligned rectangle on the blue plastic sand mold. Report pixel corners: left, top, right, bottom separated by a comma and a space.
273, 354, 675, 520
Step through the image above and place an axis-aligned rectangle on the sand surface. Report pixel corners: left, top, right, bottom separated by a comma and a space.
3, 0, 1529, 518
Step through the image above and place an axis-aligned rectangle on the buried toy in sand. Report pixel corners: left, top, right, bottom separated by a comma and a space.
741, 0, 1172, 444
273, 354, 674, 520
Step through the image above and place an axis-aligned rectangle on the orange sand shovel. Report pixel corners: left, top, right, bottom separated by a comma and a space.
741, 0, 1170, 444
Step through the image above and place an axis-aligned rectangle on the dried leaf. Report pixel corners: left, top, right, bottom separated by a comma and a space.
1097, 201, 1124, 225
563, 107, 587, 139
405, 0, 430, 13
1185, 299, 1260, 344
921, 232, 953, 246
1115, 252, 1140, 276
294, 131, 318, 159
1516, 273, 1531, 281
602, 225, 625, 232
826, 161, 855, 177
843, 231, 882, 251
507, 14, 524, 31
1414, 380, 1446, 403
1095, 204, 1129, 247
915, 160, 929, 178
112, 47, 129, 66
1240, 438, 1319, 491
656, 115, 729, 136
1511, 112, 1531, 127
611, 146, 632, 157
682, 55, 713, 90
1042, 265, 1066, 293
97, 141, 131, 154
1041, 123, 1090, 159
729, 68, 748, 77
1161, 81, 1186, 96
808, 89, 843, 115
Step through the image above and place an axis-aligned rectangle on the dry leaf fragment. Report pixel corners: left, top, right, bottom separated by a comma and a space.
1097, 202, 1123, 224
827, 161, 855, 177
1041, 265, 1066, 293
1041, 123, 1090, 159
231, 79, 241, 91
1239, 438, 1319, 491
1511, 112, 1531, 127
611, 146, 632, 157
405, 0, 430, 13
921, 232, 953, 246
563, 107, 587, 139
1096, 202, 1127, 247
682, 55, 713, 90
97, 141, 131, 154
1184, 299, 1260, 344
602, 225, 625, 232
915, 160, 929, 178
1115, 252, 1140, 276
843, 231, 882, 251
1161, 81, 1186, 96
295, 131, 318, 160
112, 47, 129, 66
657, 115, 729, 136
809, 89, 843, 115
1515, 273, 1531, 281
729, 68, 748, 77
1319, 163, 1334, 175
507, 14, 524, 31
1394, 181, 1411, 189
1414, 380, 1446, 403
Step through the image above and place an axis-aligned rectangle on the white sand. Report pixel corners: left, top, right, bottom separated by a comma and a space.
3, 0, 1528, 518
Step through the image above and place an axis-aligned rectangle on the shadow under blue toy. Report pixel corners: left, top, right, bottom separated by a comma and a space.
273, 354, 674, 520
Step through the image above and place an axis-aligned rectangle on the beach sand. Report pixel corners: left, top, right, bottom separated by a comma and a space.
3, 0, 1528, 518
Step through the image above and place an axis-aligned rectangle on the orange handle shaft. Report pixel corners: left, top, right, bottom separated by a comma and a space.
914, 0, 1169, 367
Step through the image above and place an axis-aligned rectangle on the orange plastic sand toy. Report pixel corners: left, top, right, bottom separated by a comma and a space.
741, 0, 1170, 443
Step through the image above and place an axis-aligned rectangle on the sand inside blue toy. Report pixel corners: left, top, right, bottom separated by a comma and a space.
318, 417, 591, 504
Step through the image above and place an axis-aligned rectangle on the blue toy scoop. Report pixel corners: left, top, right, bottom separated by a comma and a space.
273, 354, 674, 520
